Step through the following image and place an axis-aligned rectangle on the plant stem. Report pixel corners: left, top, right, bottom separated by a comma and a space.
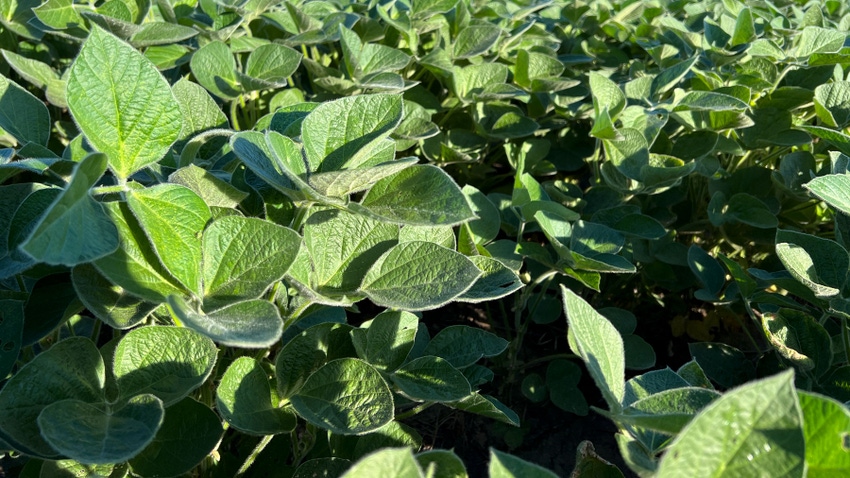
513, 352, 579, 371
395, 401, 435, 420
843, 316, 850, 365
235, 435, 273, 477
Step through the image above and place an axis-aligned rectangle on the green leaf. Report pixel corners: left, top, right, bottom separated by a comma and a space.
453, 63, 509, 102
168, 165, 247, 208
339, 26, 411, 78
806, 173, 850, 216
72, 264, 158, 329
729, 7, 755, 46
0, 0, 43, 39
570, 441, 625, 478
448, 393, 519, 426
31, 0, 84, 31
216, 357, 297, 434
453, 25, 501, 59
67, 26, 182, 179
130, 22, 198, 48
547, 359, 588, 415
350, 310, 418, 372
762, 309, 832, 377
391, 356, 471, 402
275, 322, 354, 399
245, 43, 303, 86
416, 450, 467, 478
167, 295, 283, 348
341, 448, 424, 478
0, 337, 104, 458
589, 72, 626, 119
688, 246, 725, 298
309, 158, 419, 198
619, 387, 720, 434
129, 398, 223, 477
92, 201, 186, 303
291, 358, 394, 435
673, 91, 749, 112
462, 185, 500, 244
798, 391, 850, 476
302, 94, 403, 172
358, 165, 475, 226
172, 78, 228, 144
127, 184, 211, 296
562, 286, 625, 411
422, 325, 508, 369
457, 255, 523, 303
776, 229, 849, 298
230, 131, 303, 199
797, 26, 846, 58
489, 448, 557, 478
20, 154, 118, 266
689, 342, 755, 389
38, 394, 164, 465
650, 56, 698, 100
360, 241, 481, 311
294, 458, 352, 478
113, 325, 217, 406
814, 82, 850, 127
303, 209, 398, 293
656, 370, 804, 477
0, 73, 50, 146
40, 460, 118, 478
202, 216, 300, 307
190, 41, 241, 99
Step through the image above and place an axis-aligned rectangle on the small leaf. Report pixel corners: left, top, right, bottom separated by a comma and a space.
447, 393, 519, 426
113, 325, 217, 406
360, 242, 481, 311
453, 25, 501, 59
127, 184, 211, 296
656, 370, 804, 477
67, 26, 182, 179
341, 448, 424, 478
416, 450, 467, 478
358, 165, 475, 226
244, 43, 302, 86
562, 286, 625, 411
291, 358, 394, 435
190, 41, 240, 99
489, 448, 557, 478
38, 394, 164, 465
20, 154, 118, 266
391, 356, 471, 402
167, 295, 283, 348
216, 357, 297, 434
457, 255, 524, 303
351, 310, 418, 372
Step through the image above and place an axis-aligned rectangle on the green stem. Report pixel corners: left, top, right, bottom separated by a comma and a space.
235, 435, 273, 477
395, 401, 436, 420
843, 316, 850, 365
91, 185, 127, 195
513, 352, 579, 371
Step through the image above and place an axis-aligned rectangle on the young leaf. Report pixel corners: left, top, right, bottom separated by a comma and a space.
67, 26, 182, 179
391, 356, 471, 402
301, 94, 403, 172
167, 295, 283, 348
245, 43, 303, 86
128, 398, 223, 477
562, 286, 625, 411
172, 78, 228, 145
448, 393, 519, 426
453, 24, 501, 59
357, 165, 476, 226
489, 448, 558, 478
0, 300, 23, 380
216, 357, 297, 435
190, 41, 241, 99
38, 394, 164, 465
360, 241, 481, 311
113, 326, 217, 406
416, 450, 467, 478
127, 184, 211, 296
19, 153, 119, 266
92, 201, 187, 303
291, 358, 394, 435
0, 337, 105, 458
72, 264, 158, 330
0, 73, 50, 146
656, 370, 804, 477
339, 26, 411, 78
202, 216, 300, 308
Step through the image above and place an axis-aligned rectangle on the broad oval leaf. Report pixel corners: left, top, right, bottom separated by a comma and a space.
129, 398, 223, 478
275, 322, 355, 399
301, 93, 403, 172
127, 184, 211, 296
422, 325, 509, 369
0, 337, 105, 458
656, 370, 804, 477
38, 394, 164, 465
20, 153, 119, 266
245, 43, 303, 86
360, 241, 481, 311
113, 325, 217, 406
806, 173, 850, 216
167, 295, 283, 348
453, 25, 501, 59
562, 286, 625, 411
350, 310, 418, 372
391, 356, 471, 402
489, 448, 558, 478
67, 26, 182, 179
216, 357, 297, 435
341, 448, 423, 478
776, 229, 849, 298
291, 358, 394, 435
358, 165, 475, 226
0, 73, 50, 146
798, 391, 850, 476
190, 41, 240, 99
457, 255, 524, 303
72, 263, 158, 330
202, 216, 301, 309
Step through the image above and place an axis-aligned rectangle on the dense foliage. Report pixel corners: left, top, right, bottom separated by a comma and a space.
2, 0, 850, 476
